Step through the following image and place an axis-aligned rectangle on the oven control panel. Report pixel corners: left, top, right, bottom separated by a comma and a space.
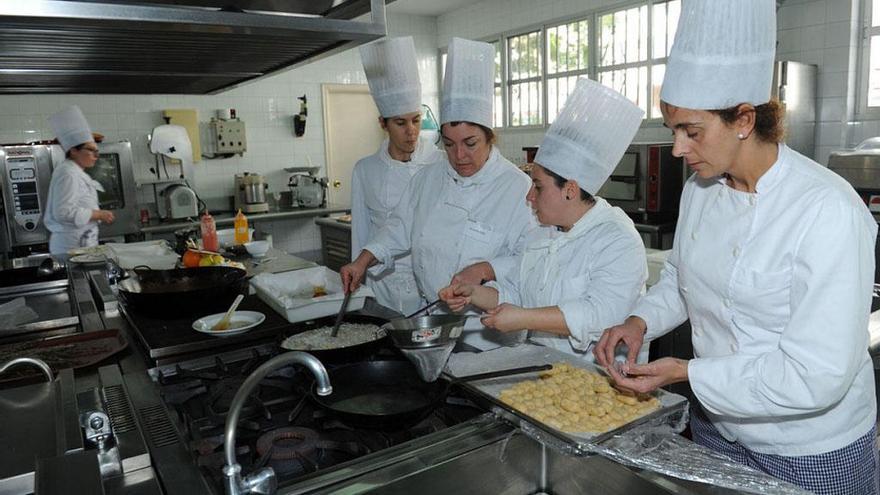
6, 156, 43, 231
1, 145, 52, 247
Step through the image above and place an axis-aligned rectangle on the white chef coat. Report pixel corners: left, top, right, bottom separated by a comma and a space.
350, 137, 445, 315
634, 144, 877, 456
364, 147, 540, 347
494, 197, 648, 362
44, 159, 103, 255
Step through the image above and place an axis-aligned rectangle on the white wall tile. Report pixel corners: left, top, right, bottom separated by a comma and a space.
826, 0, 854, 23
824, 20, 852, 48
819, 70, 848, 98
818, 96, 847, 121
803, 1, 828, 26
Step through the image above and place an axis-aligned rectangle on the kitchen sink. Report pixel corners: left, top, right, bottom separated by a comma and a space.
302, 423, 748, 495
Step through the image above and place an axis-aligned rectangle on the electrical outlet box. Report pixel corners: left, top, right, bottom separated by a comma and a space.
210, 119, 247, 154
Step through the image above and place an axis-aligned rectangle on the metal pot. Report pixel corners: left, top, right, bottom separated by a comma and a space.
383, 315, 467, 349
241, 173, 268, 204
116, 266, 248, 319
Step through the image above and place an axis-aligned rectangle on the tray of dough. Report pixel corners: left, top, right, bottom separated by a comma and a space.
445, 344, 689, 454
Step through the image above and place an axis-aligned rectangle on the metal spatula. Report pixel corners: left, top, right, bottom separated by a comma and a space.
331, 291, 353, 337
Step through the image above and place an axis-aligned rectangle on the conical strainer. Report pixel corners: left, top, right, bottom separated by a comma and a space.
382, 315, 467, 382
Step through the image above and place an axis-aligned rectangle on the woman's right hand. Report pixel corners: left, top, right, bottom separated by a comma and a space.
340, 250, 377, 294
340, 261, 366, 295
93, 209, 115, 224
594, 316, 647, 368
438, 283, 474, 312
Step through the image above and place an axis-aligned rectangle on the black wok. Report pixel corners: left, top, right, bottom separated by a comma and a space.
116, 266, 248, 319
280, 314, 391, 364
312, 360, 551, 429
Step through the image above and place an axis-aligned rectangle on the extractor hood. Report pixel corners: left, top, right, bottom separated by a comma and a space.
0, 0, 387, 94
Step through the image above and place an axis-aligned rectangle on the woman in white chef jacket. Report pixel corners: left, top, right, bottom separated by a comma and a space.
351, 37, 446, 316
438, 78, 648, 362
341, 38, 538, 347
594, 1, 879, 493
44, 105, 115, 255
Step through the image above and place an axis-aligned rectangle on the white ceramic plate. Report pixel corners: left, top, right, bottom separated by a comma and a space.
192, 311, 265, 337
69, 253, 107, 264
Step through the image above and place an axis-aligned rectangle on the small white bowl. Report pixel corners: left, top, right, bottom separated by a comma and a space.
217, 228, 255, 248
244, 240, 270, 257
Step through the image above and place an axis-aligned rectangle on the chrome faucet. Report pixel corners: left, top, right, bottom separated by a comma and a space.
223, 352, 332, 495
0, 357, 53, 382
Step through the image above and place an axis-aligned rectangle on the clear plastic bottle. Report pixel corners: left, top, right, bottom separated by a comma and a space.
233, 209, 249, 245
200, 211, 219, 252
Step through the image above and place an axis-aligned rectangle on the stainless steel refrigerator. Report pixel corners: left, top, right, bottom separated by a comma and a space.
772, 60, 817, 158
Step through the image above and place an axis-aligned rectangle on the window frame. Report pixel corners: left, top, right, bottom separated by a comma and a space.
506, 27, 545, 129
438, 0, 678, 130
858, 0, 880, 117
545, 16, 592, 124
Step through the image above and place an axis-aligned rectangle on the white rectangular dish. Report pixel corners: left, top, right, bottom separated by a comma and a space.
250, 266, 374, 323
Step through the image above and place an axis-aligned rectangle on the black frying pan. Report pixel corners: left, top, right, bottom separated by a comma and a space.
117, 266, 248, 319
312, 360, 551, 429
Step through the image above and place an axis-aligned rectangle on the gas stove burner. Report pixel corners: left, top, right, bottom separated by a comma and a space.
256, 427, 318, 460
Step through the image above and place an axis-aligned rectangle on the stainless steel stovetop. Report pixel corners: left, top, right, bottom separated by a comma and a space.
148, 345, 484, 494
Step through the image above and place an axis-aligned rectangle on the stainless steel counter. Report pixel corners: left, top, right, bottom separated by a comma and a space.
0, 260, 817, 495
140, 203, 351, 235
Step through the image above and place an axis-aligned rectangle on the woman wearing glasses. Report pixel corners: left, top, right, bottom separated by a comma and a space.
45, 105, 115, 255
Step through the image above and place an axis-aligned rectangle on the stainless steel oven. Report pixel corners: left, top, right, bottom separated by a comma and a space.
50, 141, 139, 238
0, 145, 53, 249
597, 142, 685, 218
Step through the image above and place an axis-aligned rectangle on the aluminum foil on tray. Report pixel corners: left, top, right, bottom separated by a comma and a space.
445, 344, 689, 454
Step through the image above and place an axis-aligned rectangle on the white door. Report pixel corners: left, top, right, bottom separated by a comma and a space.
322, 84, 385, 205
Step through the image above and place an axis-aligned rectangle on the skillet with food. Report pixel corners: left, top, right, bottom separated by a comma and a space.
279, 314, 391, 364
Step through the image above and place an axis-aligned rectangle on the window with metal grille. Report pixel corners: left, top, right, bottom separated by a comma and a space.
546, 19, 590, 123
649, 0, 680, 118
437, 0, 680, 129
493, 40, 504, 127
508, 30, 543, 127
597, 0, 679, 119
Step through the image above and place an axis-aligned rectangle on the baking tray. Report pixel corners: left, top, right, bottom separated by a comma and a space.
446, 344, 689, 455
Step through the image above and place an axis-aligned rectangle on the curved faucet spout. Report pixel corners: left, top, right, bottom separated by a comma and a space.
223, 351, 331, 495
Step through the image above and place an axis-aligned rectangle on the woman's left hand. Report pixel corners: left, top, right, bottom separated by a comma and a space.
480, 303, 527, 332
605, 357, 689, 395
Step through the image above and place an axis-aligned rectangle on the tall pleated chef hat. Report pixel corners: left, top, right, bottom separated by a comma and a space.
360, 36, 422, 118
660, 0, 776, 110
441, 38, 495, 128
49, 105, 93, 152
535, 78, 644, 195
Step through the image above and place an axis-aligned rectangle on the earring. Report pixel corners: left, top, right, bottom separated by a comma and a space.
737, 133, 746, 140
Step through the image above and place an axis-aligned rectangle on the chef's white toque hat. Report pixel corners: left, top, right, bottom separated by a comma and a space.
360, 36, 422, 118
441, 38, 495, 128
49, 105, 93, 152
535, 78, 643, 195
660, 0, 776, 110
